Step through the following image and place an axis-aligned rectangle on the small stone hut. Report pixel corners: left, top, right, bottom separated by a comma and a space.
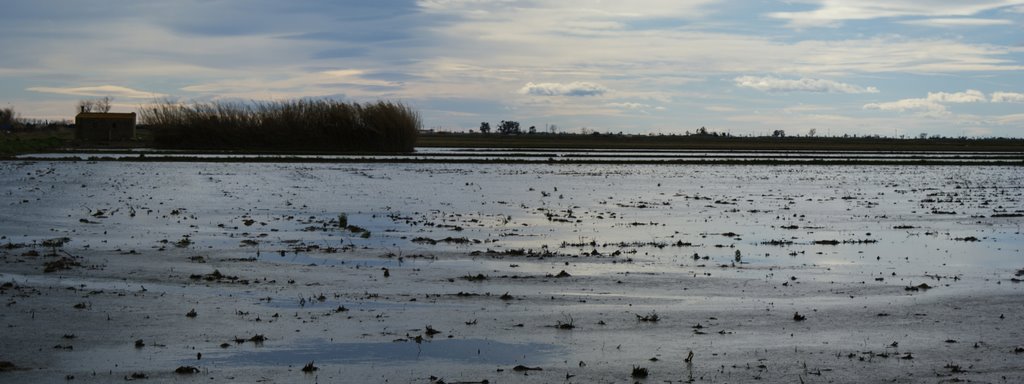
75, 111, 136, 142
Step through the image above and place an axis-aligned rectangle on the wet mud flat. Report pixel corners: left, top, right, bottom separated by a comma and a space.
1, 160, 1023, 383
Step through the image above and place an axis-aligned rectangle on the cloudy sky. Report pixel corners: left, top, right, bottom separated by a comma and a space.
2, 0, 1023, 137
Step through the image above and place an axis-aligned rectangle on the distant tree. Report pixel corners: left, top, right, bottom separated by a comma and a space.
96, 96, 112, 112
77, 100, 94, 113
918, 132, 928, 140
78, 96, 113, 113
772, 129, 786, 138
528, 125, 536, 134
0, 108, 14, 126
479, 122, 491, 134
548, 124, 557, 134
497, 120, 520, 135
696, 126, 708, 135
807, 128, 816, 137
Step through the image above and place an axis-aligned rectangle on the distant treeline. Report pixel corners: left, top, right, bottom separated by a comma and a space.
418, 132, 1024, 152
143, 100, 420, 152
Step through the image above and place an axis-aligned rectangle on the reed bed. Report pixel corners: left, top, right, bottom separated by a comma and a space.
142, 100, 420, 152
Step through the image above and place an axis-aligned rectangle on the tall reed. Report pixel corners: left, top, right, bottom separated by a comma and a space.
142, 99, 420, 152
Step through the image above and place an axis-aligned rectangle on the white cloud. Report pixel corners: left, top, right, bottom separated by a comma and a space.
704, 105, 737, 112
179, 69, 401, 100
783, 104, 834, 113
864, 89, 992, 116
995, 114, 1024, 124
926, 89, 986, 103
735, 75, 879, 94
519, 82, 607, 97
992, 92, 1024, 103
864, 98, 949, 115
770, 1, 1024, 27
607, 102, 651, 110
418, 0, 718, 20
26, 85, 167, 99
899, 18, 1014, 27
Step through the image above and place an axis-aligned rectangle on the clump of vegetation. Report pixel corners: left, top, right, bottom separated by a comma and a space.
555, 314, 575, 330
301, 361, 318, 373
461, 273, 488, 281
343, 224, 371, 238
336, 213, 372, 237
189, 269, 251, 284
175, 235, 193, 248
512, 365, 542, 371
174, 366, 199, 374
631, 365, 649, 378
551, 270, 572, 278
143, 99, 420, 152
43, 257, 80, 273
41, 237, 71, 249
636, 311, 660, 322
905, 283, 932, 291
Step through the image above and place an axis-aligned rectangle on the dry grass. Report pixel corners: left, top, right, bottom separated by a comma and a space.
142, 99, 420, 153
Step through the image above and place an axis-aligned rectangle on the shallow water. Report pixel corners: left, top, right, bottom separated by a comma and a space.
2, 158, 1023, 382
202, 337, 560, 366
2, 161, 1020, 278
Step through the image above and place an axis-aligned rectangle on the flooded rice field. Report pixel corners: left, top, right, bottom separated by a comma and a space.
1, 159, 1022, 383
